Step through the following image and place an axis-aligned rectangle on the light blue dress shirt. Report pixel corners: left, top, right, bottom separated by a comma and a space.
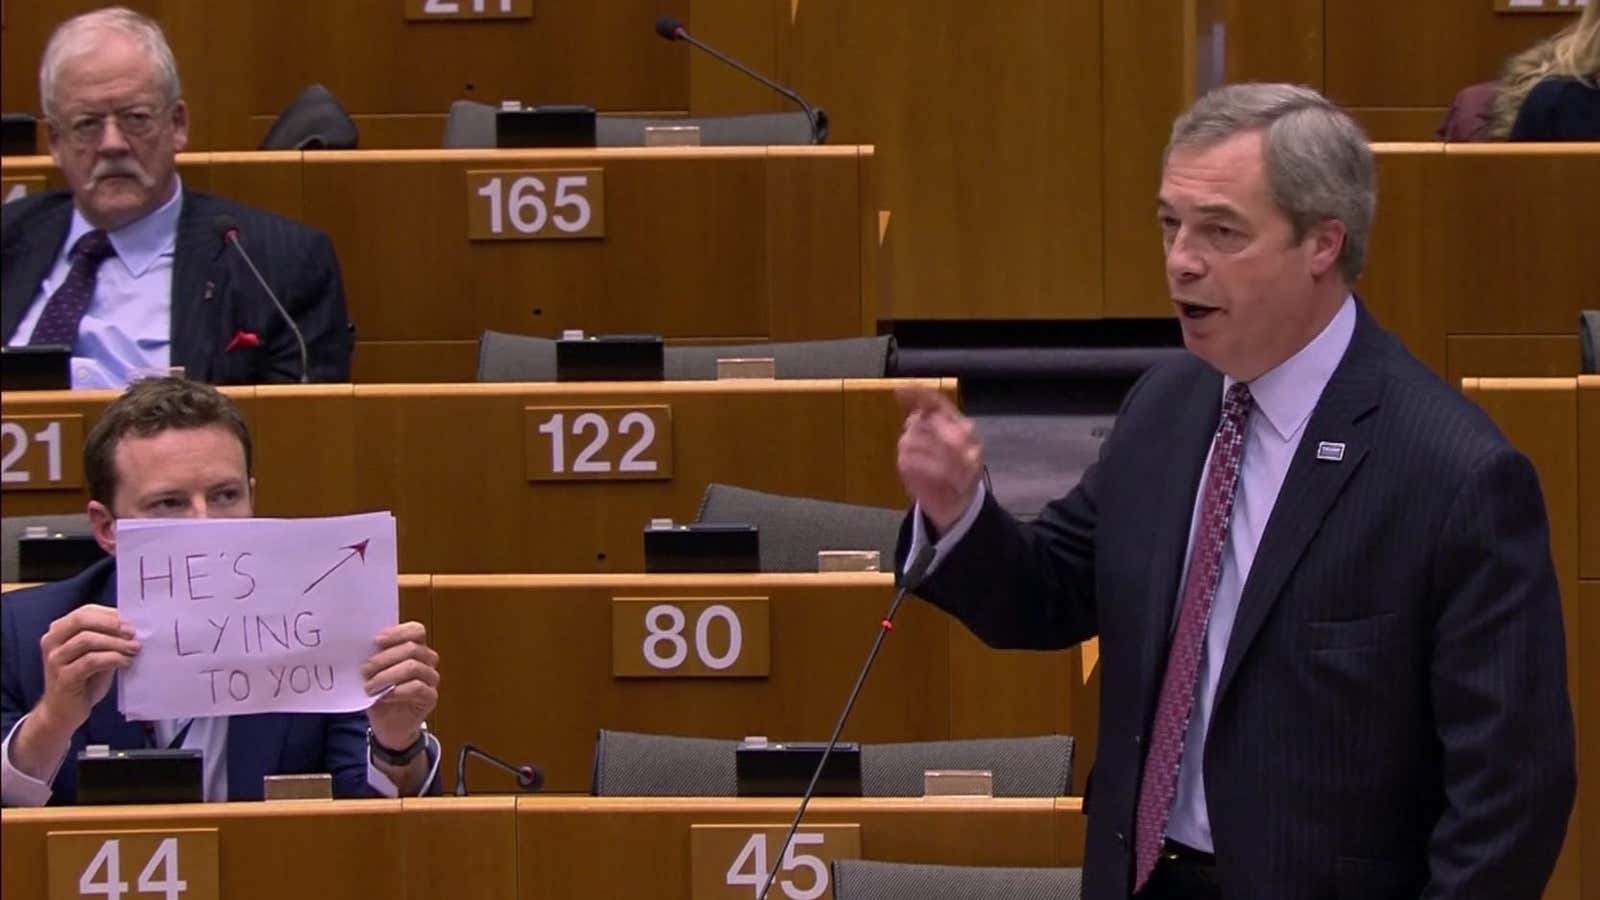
909, 296, 1357, 852
8, 180, 183, 389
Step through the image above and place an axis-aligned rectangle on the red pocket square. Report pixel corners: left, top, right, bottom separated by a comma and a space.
225, 330, 261, 353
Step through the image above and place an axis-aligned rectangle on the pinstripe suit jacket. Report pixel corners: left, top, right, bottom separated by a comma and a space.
901, 306, 1575, 899
1, 189, 352, 384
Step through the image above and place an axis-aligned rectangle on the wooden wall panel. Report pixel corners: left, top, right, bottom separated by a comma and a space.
202, 0, 690, 150
1103, 0, 1194, 319
1326, 0, 1567, 108
780, 1, 1103, 320
1446, 335, 1580, 388
685, 0, 786, 117
1216, 0, 1324, 88
1440, 146, 1600, 335
1360, 145, 1446, 374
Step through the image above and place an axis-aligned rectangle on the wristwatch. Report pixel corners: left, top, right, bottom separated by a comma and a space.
368, 724, 428, 767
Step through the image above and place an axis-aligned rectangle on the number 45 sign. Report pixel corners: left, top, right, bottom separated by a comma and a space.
48, 830, 219, 900
691, 824, 861, 900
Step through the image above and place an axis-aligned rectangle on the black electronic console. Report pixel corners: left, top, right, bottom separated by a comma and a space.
496, 104, 597, 148
643, 522, 759, 574
556, 334, 664, 382
77, 748, 204, 805
736, 740, 862, 797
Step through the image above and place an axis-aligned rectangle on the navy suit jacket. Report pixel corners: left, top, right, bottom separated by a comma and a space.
1, 559, 372, 805
0, 188, 353, 384
900, 307, 1576, 899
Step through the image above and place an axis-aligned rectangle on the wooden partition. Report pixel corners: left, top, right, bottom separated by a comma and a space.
0, 147, 876, 382
1461, 375, 1595, 900
0, 796, 1084, 899
0, 379, 943, 573
1362, 144, 1600, 379
0, 1, 689, 151
417, 573, 1087, 793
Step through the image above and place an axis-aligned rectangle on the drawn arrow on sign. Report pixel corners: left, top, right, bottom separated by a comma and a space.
302, 539, 371, 595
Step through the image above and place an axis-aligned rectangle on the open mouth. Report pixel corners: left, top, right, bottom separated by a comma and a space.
1175, 300, 1219, 320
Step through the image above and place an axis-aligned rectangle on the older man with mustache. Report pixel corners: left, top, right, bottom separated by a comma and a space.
1, 6, 353, 388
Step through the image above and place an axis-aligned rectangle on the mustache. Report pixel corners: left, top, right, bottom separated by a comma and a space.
86, 161, 154, 188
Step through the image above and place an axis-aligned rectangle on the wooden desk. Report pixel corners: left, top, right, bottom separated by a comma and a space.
0, 796, 1083, 899
0, 147, 877, 383
421, 573, 1088, 794
1, 379, 938, 574
1461, 376, 1595, 900
515, 796, 1085, 899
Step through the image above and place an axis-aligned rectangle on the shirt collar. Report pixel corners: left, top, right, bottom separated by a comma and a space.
65, 176, 183, 278
1227, 295, 1356, 442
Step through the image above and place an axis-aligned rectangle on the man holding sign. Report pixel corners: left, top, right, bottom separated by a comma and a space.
1, 377, 441, 804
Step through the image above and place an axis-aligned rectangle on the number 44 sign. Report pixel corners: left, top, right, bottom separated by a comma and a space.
48, 830, 219, 900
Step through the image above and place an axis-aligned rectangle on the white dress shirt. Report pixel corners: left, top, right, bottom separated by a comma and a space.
908, 296, 1357, 851
8, 180, 181, 389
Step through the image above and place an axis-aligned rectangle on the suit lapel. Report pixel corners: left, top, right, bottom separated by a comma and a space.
1, 200, 73, 341
1213, 308, 1387, 705
170, 191, 226, 381
1135, 368, 1224, 716
227, 714, 291, 801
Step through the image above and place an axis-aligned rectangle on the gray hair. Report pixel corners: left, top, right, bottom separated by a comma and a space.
39, 7, 182, 122
1166, 83, 1376, 283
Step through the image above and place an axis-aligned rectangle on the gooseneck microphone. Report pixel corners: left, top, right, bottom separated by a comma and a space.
754, 542, 938, 899
653, 15, 829, 144
455, 743, 544, 796
213, 215, 310, 384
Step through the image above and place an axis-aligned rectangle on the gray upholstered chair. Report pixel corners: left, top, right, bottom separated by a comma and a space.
695, 484, 902, 573
477, 331, 894, 383
591, 729, 739, 796
2, 513, 94, 582
860, 735, 1074, 797
443, 101, 817, 148
443, 99, 496, 149
258, 84, 358, 150
1581, 310, 1598, 374
590, 730, 1075, 798
831, 860, 1083, 900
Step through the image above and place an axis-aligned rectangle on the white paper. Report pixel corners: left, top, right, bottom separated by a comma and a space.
115, 512, 398, 721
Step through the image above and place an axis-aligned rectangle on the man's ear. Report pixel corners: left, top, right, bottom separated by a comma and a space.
171, 100, 190, 153
88, 501, 117, 556
1305, 218, 1347, 279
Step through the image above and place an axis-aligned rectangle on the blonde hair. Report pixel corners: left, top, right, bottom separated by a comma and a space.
1489, 2, 1600, 138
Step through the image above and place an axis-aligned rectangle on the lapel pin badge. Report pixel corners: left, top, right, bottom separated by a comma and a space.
1315, 441, 1346, 462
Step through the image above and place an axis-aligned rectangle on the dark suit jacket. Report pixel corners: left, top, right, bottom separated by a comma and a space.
1510, 76, 1600, 142
0, 188, 353, 384
1, 559, 371, 805
900, 307, 1575, 899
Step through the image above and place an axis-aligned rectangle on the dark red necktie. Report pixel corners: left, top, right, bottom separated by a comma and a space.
1132, 381, 1253, 890
28, 229, 116, 347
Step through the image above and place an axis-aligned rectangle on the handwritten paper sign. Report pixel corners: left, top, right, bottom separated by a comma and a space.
115, 513, 398, 721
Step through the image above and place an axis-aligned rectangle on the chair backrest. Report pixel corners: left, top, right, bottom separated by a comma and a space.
258, 85, 358, 151
443, 99, 497, 149
859, 735, 1074, 797
477, 332, 895, 383
1581, 310, 1599, 374
1, 513, 93, 582
831, 860, 1083, 900
596, 111, 817, 146
695, 484, 902, 573
477, 330, 558, 381
591, 729, 738, 796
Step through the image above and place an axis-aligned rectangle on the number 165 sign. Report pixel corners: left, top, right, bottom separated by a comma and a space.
467, 169, 605, 240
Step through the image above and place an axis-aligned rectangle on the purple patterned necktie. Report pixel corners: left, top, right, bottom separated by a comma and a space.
28, 230, 116, 347
1132, 381, 1253, 891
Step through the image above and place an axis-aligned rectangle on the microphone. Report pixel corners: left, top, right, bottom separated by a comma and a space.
653, 15, 828, 144
455, 743, 544, 796
214, 215, 310, 384
754, 541, 938, 899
